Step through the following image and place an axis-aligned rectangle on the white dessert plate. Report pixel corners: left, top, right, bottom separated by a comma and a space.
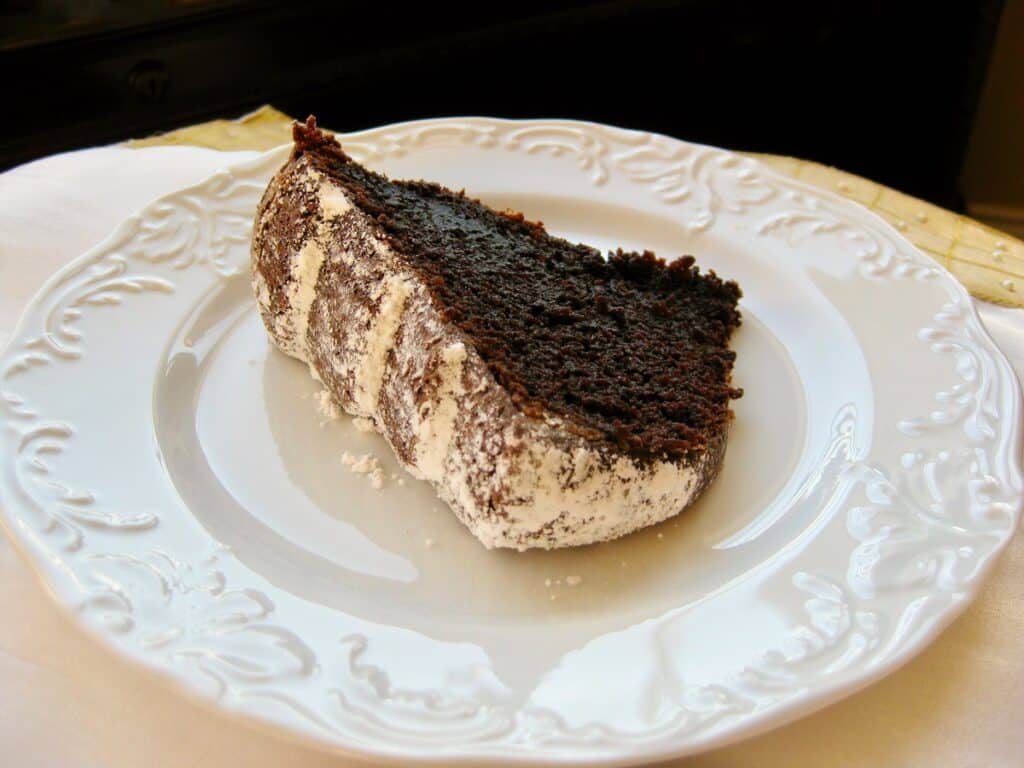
1, 118, 1020, 765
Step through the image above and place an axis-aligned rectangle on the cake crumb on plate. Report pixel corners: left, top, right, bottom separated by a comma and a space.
315, 389, 341, 422
342, 452, 385, 489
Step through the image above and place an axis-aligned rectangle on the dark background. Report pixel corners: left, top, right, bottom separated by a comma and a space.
0, 0, 1006, 210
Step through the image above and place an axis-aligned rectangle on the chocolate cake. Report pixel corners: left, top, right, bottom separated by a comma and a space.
251, 117, 742, 549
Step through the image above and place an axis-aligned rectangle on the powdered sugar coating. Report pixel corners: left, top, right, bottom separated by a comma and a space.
251, 154, 728, 549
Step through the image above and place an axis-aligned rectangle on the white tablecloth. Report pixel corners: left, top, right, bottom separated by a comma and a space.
1, 148, 1022, 768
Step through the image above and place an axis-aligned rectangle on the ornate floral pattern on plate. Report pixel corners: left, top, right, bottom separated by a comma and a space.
1, 119, 1020, 765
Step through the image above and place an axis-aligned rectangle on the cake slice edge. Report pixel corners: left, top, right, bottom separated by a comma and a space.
251, 119, 729, 550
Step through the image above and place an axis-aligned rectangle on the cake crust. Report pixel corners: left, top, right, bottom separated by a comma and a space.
251, 118, 741, 549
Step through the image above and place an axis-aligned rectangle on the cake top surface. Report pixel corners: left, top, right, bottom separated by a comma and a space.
293, 117, 742, 460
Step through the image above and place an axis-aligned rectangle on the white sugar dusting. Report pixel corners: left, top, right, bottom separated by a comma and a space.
412, 341, 467, 478
352, 275, 414, 414
285, 239, 326, 361
318, 181, 352, 219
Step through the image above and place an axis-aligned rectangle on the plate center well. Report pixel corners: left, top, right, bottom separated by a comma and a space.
153, 195, 836, 634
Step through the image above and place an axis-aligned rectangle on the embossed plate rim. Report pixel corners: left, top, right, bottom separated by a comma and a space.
0, 117, 1021, 765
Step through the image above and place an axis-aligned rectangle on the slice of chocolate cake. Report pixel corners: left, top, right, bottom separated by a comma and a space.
252, 117, 742, 550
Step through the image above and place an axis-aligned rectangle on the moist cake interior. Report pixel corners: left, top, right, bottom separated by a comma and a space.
294, 119, 742, 461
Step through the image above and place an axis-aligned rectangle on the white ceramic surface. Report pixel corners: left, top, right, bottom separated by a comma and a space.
0, 119, 1020, 765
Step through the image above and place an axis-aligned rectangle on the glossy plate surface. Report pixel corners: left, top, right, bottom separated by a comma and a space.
1, 119, 1020, 765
